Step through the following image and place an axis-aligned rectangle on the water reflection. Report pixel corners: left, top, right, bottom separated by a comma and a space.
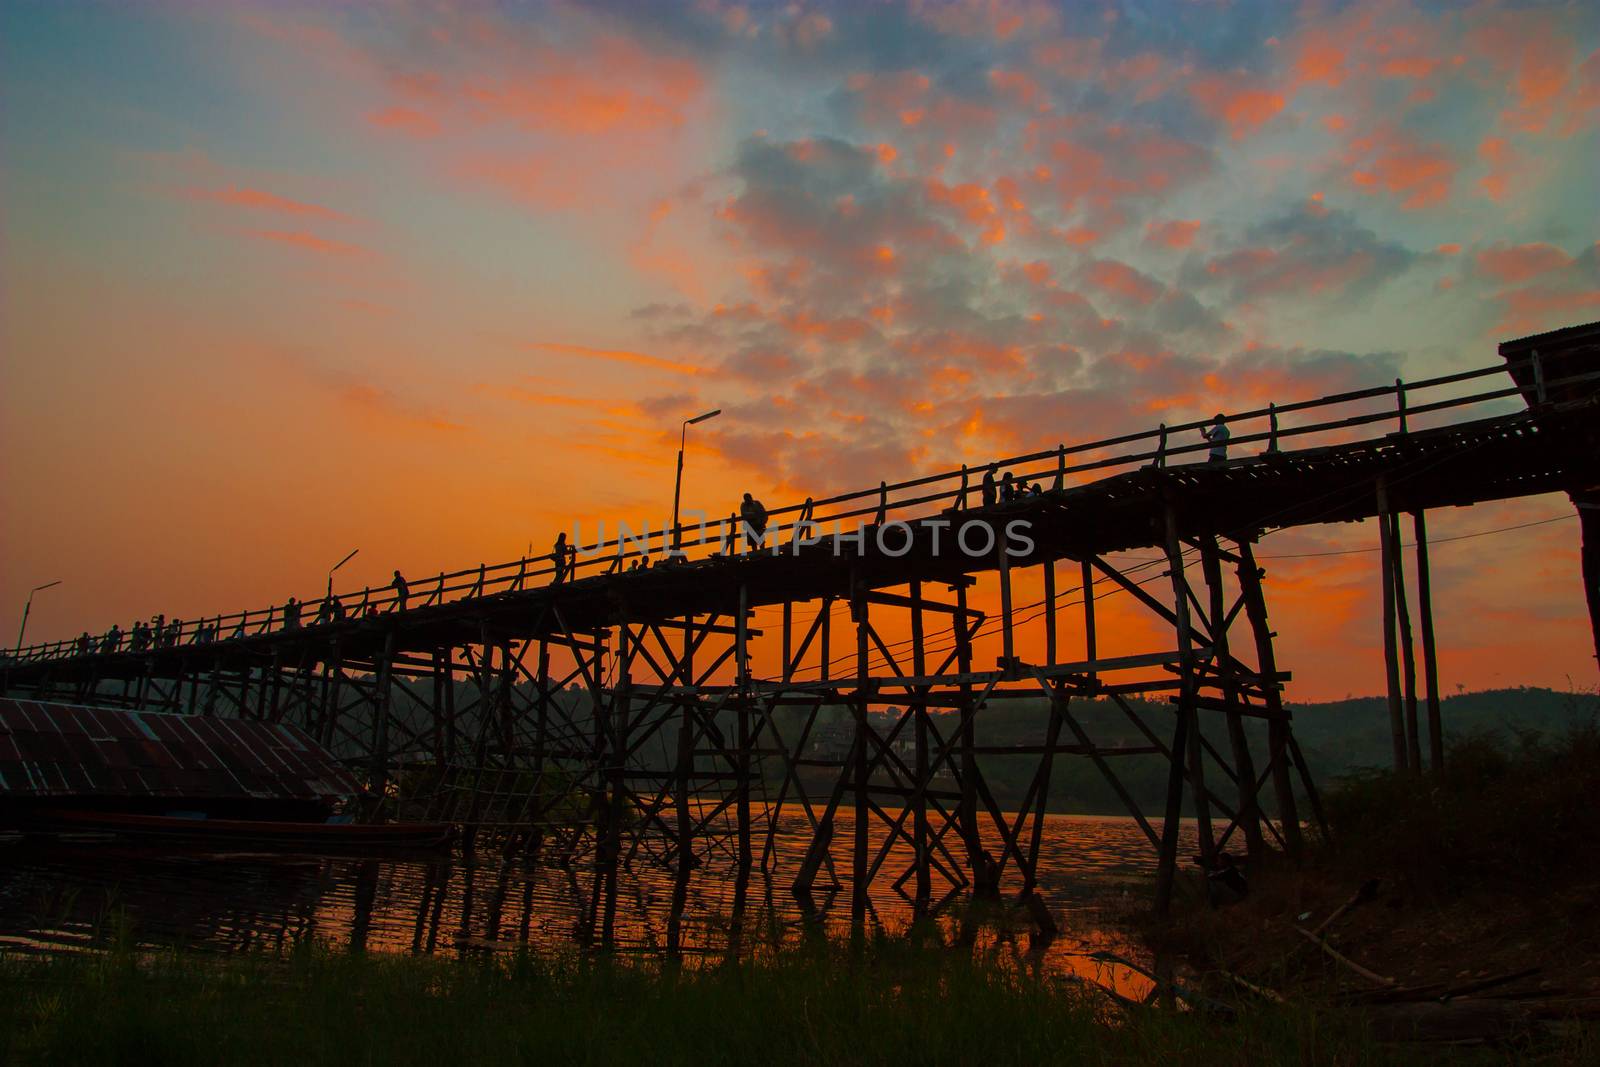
0, 813, 1195, 999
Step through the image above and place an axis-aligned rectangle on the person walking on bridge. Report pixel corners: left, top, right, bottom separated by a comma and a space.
740, 492, 769, 551
1203, 413, 1230, 463
391, 570, 410, 611
551, 533, 572, 584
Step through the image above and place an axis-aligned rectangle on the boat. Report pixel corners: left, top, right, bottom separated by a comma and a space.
19, 809, 454, 853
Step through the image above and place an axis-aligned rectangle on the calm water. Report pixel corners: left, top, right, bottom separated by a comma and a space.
0, 813, 1197, 995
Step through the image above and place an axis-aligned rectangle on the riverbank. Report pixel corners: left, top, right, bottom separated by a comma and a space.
0, 936, 1537, 1066
1136, 721, 1600, 1052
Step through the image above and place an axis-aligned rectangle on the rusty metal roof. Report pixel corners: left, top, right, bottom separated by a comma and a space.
0, 699, 358, 803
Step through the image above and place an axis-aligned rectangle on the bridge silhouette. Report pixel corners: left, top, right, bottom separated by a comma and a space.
4, 320, 1597, 938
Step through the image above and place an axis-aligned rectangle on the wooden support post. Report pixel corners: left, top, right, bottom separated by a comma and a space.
1574, 493, 1600, 674
1043, 559, 1057, 667
669, 616, 697, 949
1376, 478, 1407, 773
1082, 558, 1097, 686
368, 630, 396, 813
852, 579, 871, 921
998, 536, 1015, 671
955, 581, 983, 892
736, 584, 753, 888
442, 647, 457, 766
1201, 536, 1263, 861
1389, 513, 1422, 773
911, 580, 930, 913
1166, 507, 1215, 872
1412, 512, 1444, 771
1156, 509, 1197, 913
1236, 540, 1302, 859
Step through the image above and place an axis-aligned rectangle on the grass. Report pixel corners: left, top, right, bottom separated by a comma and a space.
1315, 715, 1600, 894
0, 936, 1483, 1067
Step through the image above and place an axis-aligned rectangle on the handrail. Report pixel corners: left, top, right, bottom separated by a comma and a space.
7, 360, 1592, 665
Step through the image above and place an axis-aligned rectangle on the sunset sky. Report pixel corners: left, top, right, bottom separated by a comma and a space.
2, 0, 1596, 701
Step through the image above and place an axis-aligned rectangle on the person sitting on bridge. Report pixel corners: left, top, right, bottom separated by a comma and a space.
391, 570, 409, 610
739, 492, 769, 551
1203, 413, 1230, 463
981, 465, 998, 508
283, 597, 302, 630
999, 471, 1016, 502
551, 533, 572, 583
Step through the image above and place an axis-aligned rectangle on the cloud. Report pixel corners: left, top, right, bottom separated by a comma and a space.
1340, 124, 1455, 209
1145, 219, 1201, 250
1473, 243, 1575, 285
1188, 71, 1286, 140
1081, 259, 1163, 306
247, 230, 371, 258
1186, 202, 1417, 307
522, 341, 702, 376
182, 185, 350, 221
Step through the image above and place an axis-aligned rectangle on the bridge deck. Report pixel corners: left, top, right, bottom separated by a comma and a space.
5, 396, 1595, 686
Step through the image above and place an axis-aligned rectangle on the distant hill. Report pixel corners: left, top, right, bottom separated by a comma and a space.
1289, 686, 1599, 781
950, 686, 1598, 816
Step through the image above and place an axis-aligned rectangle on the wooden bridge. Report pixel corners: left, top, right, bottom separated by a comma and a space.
4, 320, 1597, 939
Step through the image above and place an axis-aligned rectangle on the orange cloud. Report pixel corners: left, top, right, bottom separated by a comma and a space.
1467, 14, 1576, 134
1188, 72, 1285, 139
1476, 135, 1518, 201
1083, 259, 1163, 305
367, 105, 440, 138
1474, 243, 1574, 284
523, 341, 701, 376
1341, 125, 1455, 209
248, 230, 370, 257
342, 384, 465, 434
184, 185, 348, 221
1145, 219, 1200, 249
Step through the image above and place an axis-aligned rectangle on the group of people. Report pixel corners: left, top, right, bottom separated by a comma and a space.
79, 613, 219, 656
978, 466, 1046, 508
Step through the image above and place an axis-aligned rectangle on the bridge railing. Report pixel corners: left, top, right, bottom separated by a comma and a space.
9, 355, 1595, 665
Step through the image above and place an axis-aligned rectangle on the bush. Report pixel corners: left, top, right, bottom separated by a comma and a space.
1317, 716, 1600, 892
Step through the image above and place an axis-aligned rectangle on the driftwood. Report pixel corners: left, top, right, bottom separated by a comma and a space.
1293, 926, 1397, 988
1312, 878, 1381, 937
1219, 969, 1285, 1003
1351, 966, 1545, 1005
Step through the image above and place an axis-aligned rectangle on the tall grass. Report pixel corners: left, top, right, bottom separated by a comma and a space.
1317, 717, 1600, 892
0, 938, 1454, 1067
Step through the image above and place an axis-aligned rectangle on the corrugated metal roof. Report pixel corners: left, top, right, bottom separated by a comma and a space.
0, 699, 358, 803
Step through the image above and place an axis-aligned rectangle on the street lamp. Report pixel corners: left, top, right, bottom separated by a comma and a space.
671, 409, 721, 553
327, 549, 360, 598
15, 579, 62, 652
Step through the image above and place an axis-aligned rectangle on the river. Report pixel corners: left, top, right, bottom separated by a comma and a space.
0, 812, 1200, 997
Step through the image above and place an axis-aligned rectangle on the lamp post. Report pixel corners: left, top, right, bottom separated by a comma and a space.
327, 549, 359, 598
671, 409, 721, 553
15, 579, 62, 653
